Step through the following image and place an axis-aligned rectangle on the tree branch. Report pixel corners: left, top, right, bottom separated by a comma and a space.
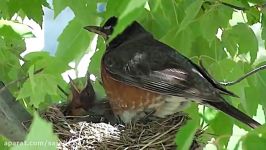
0, 68, 43, 94
0, 82, 32, 141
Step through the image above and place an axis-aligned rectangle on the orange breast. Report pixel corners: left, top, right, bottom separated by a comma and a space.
101, 65, 160, 115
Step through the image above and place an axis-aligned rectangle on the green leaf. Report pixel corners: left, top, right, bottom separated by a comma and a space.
54, 0, 99, 64
89, 38, 105, 77
200, 5, 233, 42
11, 112, 58, 150
120, 0, 147, 19
161, 27, 194, 57
23, 51, 70, 74
0, 47, 21, 82
7, 0, 48, 25
242, 125, 266, 149
142, 0, 173, 39
208, 59, 251, 120
256, 67, 266, 120
176, 103, 200, 150
17, 72, 64, 107
20, 52, 68, 107
242, 134, 266, 150
53, 0, 98, 20
105, 0, 132, 18
246, 7, 260, 25
209, 112, 233, 149
178, 0, 203, 32
106, 0, 148, 40
0, 25, 24, 82
191, 37, 212, 58
222, 23, 258, 63
221, 0, 250, 8
28, 65, 36, 95
89, 38, 106, 98
0, 0, 10, 18
210, 37, 227, 60
0, 20, 34, 38
200, 8, 219, 43
0, 25, 26, 55
216, 4, 233, 28
247, 0, 266, 4
261, 10, 266, 49
244, 87, 259, 116
0, 136, 9, 150
55, 18, 92, 63
52, 0, 68, 18
67, 0, 98, 22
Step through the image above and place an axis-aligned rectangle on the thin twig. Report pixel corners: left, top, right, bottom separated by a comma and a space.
65, 115, 91, 119
57, 85, 69, 97
220, 1, 246, 10
0, 68, 44, 94
220, 64, 266, 86
139, 118, 183, 150
205, 0, 266, 11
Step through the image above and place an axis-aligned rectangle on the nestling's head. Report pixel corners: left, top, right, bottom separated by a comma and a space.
84, 16, 118, 40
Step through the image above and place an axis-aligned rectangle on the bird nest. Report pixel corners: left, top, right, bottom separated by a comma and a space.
40, 104, 203, 150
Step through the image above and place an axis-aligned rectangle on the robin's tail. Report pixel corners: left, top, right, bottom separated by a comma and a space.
207, 99, 261, 129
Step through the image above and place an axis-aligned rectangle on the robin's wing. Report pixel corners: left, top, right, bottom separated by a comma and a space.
103, 38, 236, 102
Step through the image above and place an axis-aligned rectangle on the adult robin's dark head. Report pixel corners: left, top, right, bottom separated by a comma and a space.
84, 16, 118, 40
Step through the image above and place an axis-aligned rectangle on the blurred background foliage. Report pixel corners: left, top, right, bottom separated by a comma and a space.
1, 0, 266, 149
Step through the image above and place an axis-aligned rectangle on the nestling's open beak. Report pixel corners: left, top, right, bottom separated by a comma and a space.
84, 26, 107, 40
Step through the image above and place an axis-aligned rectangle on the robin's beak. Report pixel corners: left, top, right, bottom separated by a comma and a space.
84, 26, 107, 40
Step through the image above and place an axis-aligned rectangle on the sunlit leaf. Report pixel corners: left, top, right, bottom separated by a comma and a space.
18, 73, 59, 107
53, 0, 68, 18
178, 0, 203, 32
242, 125, 266, 149
200, 5, 232, 42
55, 18, 92, 63
106, 0, 148, 40
244, 87, 259, 116
222, 23, 258, 63
88, 37, 106, 98
7, 0, 48, 25
209, 112, 233, 149
246, 7, 260, 25
23, 51, 70, 74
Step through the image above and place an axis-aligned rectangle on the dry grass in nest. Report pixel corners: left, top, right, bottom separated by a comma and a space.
41, 105, 203, 150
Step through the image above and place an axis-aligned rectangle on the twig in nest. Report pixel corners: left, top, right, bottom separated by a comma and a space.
139, 117, 184, 150
0, 68, 43, 94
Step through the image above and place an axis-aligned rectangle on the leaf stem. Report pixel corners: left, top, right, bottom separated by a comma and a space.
219, 1, 246, 11
220, 64, 266, 86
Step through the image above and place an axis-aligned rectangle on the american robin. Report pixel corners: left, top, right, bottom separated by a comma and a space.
84, 17, 261, 128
